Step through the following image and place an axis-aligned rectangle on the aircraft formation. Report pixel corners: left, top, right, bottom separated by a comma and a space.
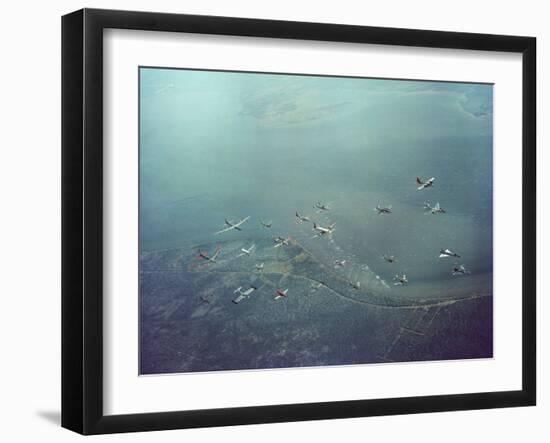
196, 175, 472, 304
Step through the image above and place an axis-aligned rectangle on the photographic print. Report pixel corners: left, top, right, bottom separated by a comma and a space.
139, 67, 493, 375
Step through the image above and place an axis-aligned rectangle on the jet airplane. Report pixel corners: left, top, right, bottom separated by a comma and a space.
260, 220, 272, 228
314, 202, 331, 212
214, 216, 251, 235
416, 176, 435, 190
237, 244, 255, 257
374, 205, 392, 214
233, 285, 258, 304
273, 236, 291, 248
274, 288, 289, 300
439, 248, 461, 258
312, 222, 336, 237
424, 202, 445, 214
393, 274, 408, 285
452, 265, 471, 276
295, 212, 311, 223
382, 254, 397, 263
197, 246, 221, 263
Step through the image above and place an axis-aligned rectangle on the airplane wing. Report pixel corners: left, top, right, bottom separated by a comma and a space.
233, 294, 246, 304
211, 247, 221, 260
215, 225, 236, 235
233, 216, 250, 228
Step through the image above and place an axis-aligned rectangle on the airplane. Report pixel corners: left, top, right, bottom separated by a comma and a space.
274, 288, 289, 300
383, 254, 397, 263
295, 211, 311, 223
214, 216, 251, 235
313, 202, 331, 212
424, 202, 445, 214
393, 274, 408, 285
260, 220, 272, 228
439, 248, 461, 258
237, 244, 255, 257
312, 222, 336, 237
416, 176, 435, 190
334, 259, 346, 268
452, 264, 471, 276
273, 236, 291, 248
255, 262, 264, 271
349, 281, 361, 290
232, 285, 258, 304
197, 246, 221, 263
374, 205, 392, 214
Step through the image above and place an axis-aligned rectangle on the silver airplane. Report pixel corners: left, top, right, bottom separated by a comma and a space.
273, 236, 291, 248
349, 281, 361, 290
439, 248, 461, 258
393, 274, 408, 285
383, 254, 397, 263
237, 244, 255, 257
424, 202, 445, 214
255, 262, 264, 271
334, 259, 346, 268
274, 288, 289, 300
295, 211, 311, 223
312, 222, 336, 237
260, 220, 272, 228
374, 205, 392, 214
416, 176, 436, 190
197, 246, 221, 263
452, 265, 471, 276
313, 202, 331, 212
215, 216, 251, 235
232, 285, 258, 304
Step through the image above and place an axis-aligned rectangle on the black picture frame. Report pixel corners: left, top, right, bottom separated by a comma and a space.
62, 8, 536, 435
